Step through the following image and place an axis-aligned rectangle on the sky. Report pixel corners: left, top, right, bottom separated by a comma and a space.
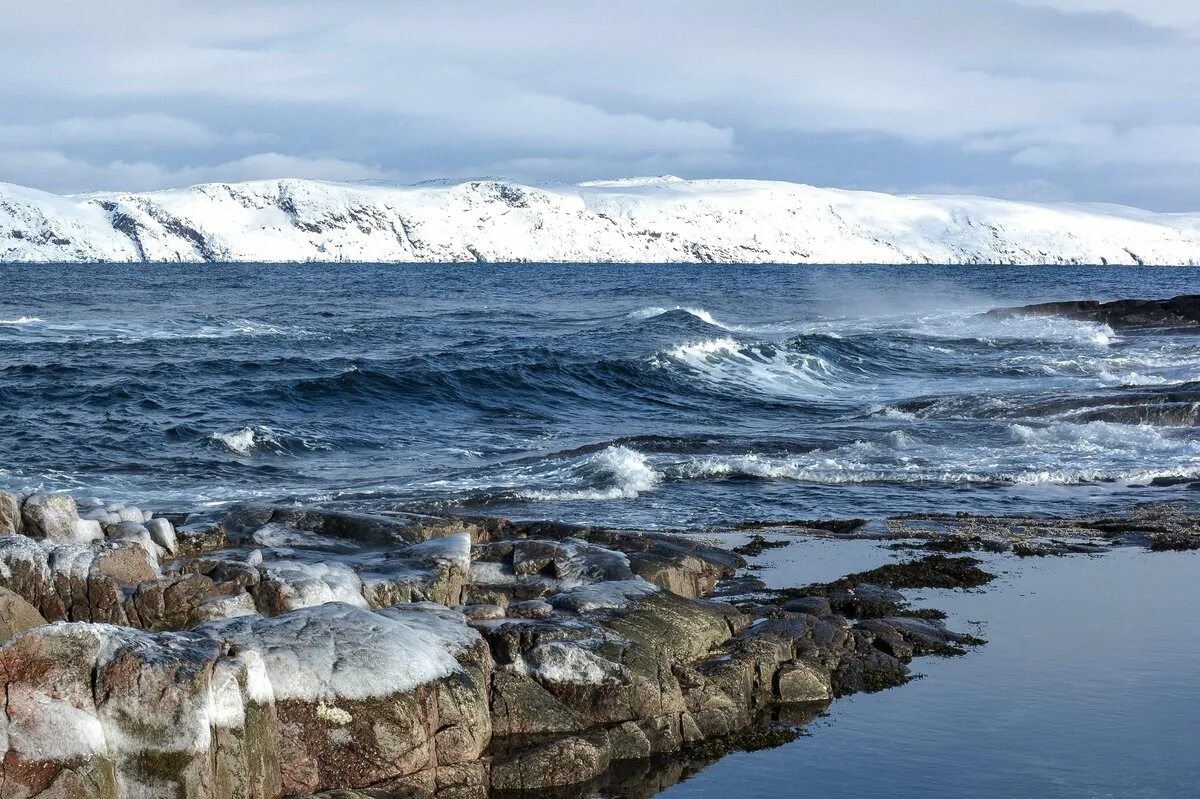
1, 1, 1198, 209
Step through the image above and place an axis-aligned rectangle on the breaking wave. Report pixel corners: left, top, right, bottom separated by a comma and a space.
652, 336, 852, 397
628, 305, 735, 329
206, 426, 330, 456
519, 445, 662, 501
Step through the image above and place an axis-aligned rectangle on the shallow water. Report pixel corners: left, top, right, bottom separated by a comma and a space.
2, 264, 1199, 526
663, 545, 1200, 799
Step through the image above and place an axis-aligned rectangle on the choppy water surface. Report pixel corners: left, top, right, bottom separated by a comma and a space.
2, 263, 1199, 523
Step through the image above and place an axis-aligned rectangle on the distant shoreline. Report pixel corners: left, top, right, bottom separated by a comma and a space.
3, 176, 1198, 265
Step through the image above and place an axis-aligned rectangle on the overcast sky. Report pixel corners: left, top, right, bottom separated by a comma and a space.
2, 1, 1198, 209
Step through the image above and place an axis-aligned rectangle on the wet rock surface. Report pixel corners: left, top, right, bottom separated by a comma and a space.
6, 494, 1191, 797
881, 502, 1200, 555
984, 294, 1200, 331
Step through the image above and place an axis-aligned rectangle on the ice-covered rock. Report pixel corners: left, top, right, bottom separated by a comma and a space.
20, 492, 79, 542
0, 622, 281, 799
198, 602, 492, 793
145, 516, 179, 554
359, 532, 472, 607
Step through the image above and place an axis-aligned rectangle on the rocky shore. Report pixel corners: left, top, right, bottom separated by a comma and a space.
0, 491, 998, 799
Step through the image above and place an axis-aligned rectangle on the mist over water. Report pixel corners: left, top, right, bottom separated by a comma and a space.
2, 263, 1199, 525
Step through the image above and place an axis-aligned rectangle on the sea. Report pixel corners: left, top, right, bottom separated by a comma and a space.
2, 262, 1198, 797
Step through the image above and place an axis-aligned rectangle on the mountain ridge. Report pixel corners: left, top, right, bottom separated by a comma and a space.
2, 176, 1198, 264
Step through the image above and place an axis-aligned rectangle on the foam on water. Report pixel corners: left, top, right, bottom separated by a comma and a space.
520, 445, 663, 501
653, 336, 851, 397
208, 426, 283, 456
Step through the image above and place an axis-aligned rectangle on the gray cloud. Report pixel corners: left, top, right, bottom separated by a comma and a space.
1, 1, 1196, 209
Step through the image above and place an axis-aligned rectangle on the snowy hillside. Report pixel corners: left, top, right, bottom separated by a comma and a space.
1, 175, 1198, 264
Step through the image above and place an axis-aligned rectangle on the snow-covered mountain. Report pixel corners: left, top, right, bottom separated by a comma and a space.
2, 175, 1198, 264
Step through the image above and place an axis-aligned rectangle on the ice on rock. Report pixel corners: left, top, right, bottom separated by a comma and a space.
523, 640, 629, 685
549, 578, 661, 612
145, 516, 178, 554
258, 557, 369, 612
198, 602, 475, 702
359, 532, 472, 606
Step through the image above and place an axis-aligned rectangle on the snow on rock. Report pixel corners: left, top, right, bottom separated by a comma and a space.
1, 176, 1198, 264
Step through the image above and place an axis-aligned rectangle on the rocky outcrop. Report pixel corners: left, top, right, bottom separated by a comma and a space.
885, 502, 1200, 555
985, 294, 1200, 331
0, 496, 986, 798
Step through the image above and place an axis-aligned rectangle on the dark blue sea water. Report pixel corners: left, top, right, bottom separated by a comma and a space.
2, 264, 1199, 525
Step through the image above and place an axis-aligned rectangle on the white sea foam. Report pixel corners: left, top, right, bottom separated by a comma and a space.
654, 336, 848, 397
208, 426, 281, 456
0, 316, 43, 325
520, 445, 662, 501
667, 420, 1200, 487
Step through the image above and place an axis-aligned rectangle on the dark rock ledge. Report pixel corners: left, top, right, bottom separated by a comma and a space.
983, 294, 1200, 331
0, 492, 985, 799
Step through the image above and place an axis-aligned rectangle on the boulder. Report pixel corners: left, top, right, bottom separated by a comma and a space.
20, 493, 79, 542
197, 602, 492, 795
775, 660, 834, 702
359, 533, 472, 607
0, 623, 281, 799
145, 516, 179, 554
490, 732, 611, 791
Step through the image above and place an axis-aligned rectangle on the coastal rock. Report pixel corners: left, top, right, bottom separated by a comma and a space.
0, 623, 281, 799
775, 661, 834, 702
0, 494, 994, 796
145, 516, 179, 554
490, 732, 611, 791
197, 602, 491, 795
0, 586, 46, 642
986, 294, 1200, 330
360, 533, 472, 607
20, 493, 79, 542
0, 491, 23, 534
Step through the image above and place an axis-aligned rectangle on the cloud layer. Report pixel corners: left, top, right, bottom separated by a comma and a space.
2, 1, 1197, 209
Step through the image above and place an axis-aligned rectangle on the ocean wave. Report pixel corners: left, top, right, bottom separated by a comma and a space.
0, 316, 43, 325
628, 306, 735, 329
655, 420, 1200, 487
207, 425, 330, 456
519, 445, 662, 501
652, 336, 851, 397
4, 317, 320, 345
909, 312, 1117, 348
